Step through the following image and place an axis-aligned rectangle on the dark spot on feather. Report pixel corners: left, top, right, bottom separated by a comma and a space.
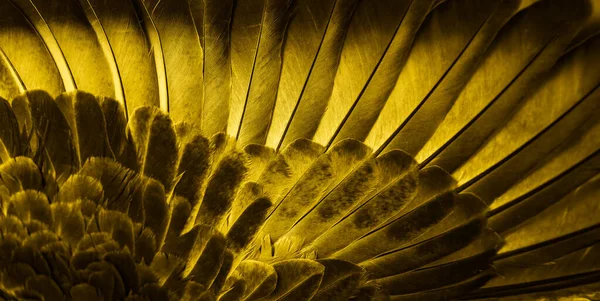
279, 205, 297, 219
211, 132, 228, 151
197, 152, 247, 224
318, 204, 337, 220
175, 135, 210, 205
267, 155, 291, 178
353, 210, 375, 229
244, 144, 269, 157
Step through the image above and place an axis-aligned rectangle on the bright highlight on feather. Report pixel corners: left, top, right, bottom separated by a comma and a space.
0, 0, 599, 300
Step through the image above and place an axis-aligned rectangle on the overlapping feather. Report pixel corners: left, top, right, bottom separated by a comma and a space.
0, 0, 598, 300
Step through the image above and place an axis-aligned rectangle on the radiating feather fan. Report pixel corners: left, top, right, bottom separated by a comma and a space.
0, 0, 599, 300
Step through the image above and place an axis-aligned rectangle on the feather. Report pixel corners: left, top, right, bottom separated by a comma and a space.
266, 0, 356, 150
269, 259, 325, 300
94, 209, 135, 252
51, 202, 85, 245
256, 139, 323, 203
55, 91, 114, 164
161, 224, 209, 261
455, 31, 600, 199
468, 243, 600, 299
219, 276, 247, 301
25, 274, 64, 301
70, 283, 103, 301
377, 229, 501, 295
54, 174, 104, 206
145, 0, 204, 124
79, 157, 139, 213
0, 98, 21, 161
195, 151, 247, 227
308, 167, 418, 257
139, 284, 170, 301
142, 178, 168, 246
135, 227, 157, 264
211, 250, 234, 294
327, 0, 435, 146
87, 261, 127, 300
188, 233, 227, 287
226, 195, 272, 252
149, 252, 186, 287
493, 175, 600, 267
312, 0, 421, 146
103, 251, 140, 295
0, 0, 598, 299
365, 0, 521, 155
99, 96, 127, 159
203, 0, 234, 136
0, 49, 25, 101
244, 144, 274, 182
390, 271, 495, 301
312, 259, 363, 301
165, 196, 192, 242
7, 190, 52, 226
83, 0, 162, 111
490, 110, 600, 215
12, 90, 77, 177
16, 0, 117, 97
488, 130, 600, 235
260, 139, 369, 241
180, 282, 214, 301
418, 0, 595, 172
0, 0, 72, 94
413, 193, 487, 245
231, 260, 277, 300
359, 216, 486, 279
175, 135, 211, 209
128, 107, 178, 190
331, 191, 455, 264
0, 157, 43, 194
143, 112, 178, 190
283, 157, 379, 244
227, 0, 265, 139
235, 0, 295, 146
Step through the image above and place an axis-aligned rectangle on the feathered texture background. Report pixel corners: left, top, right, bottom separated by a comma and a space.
0, 0, 599, 300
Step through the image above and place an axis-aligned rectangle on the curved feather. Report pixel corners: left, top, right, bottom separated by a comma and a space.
0, 0, 72, 95
13, 0, 115, 97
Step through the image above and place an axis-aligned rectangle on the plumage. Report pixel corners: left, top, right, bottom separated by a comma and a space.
15, 0, 115, 97
312, 259, 363, 301
0, 0, 64, 97
235, 0, 295, 146
203, 0, 234, 137
267, 0, 357, 150
0, 0, 599, 300
85, 0, 162, 111
231, 260, 277, 300
142, 0, 204, 117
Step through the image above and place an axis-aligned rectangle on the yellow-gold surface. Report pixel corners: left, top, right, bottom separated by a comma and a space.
0, 0, 599, 300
